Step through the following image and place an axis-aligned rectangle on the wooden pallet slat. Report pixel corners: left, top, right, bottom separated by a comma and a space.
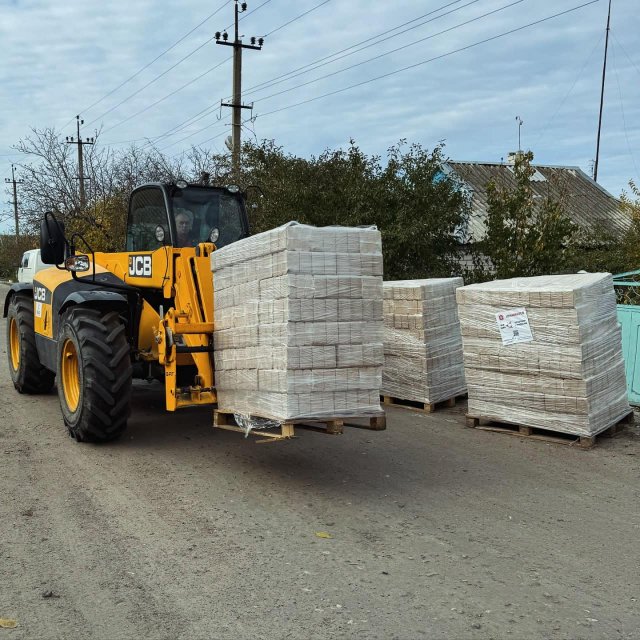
381, 394, 463, 414
465, 411, 634, 449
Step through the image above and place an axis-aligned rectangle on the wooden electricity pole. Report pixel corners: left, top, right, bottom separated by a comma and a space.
66, 115, 94, 209
216, 1, 263, 177
4, 164, 23, 239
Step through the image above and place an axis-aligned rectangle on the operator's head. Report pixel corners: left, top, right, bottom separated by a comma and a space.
174, 208, 193, 246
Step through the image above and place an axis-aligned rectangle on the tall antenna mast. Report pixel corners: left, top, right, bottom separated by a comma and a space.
593, 0, 612, 182
516, 116, 523, 151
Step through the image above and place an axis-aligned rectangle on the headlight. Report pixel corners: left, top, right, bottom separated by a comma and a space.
227, 184, 240, 193
209, 227, 220, 243
175, 179, 188, 189
155, 225, 165, 242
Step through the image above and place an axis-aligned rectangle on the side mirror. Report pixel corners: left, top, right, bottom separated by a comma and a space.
40, 212, 67, 265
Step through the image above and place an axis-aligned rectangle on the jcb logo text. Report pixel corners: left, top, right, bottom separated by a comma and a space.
129, 255, 152, 278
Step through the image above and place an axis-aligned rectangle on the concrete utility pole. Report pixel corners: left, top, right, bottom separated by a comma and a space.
5, 164, 23, 239
216, 1, 263, 177
66, 115, 94, 209
594, 0, 612, 183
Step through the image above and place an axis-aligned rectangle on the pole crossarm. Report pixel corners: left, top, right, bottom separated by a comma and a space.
65, 115, 95, 209
4, 164, 23, 238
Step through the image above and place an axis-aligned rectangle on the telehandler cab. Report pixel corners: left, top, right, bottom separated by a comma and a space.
5, 181, 250, 442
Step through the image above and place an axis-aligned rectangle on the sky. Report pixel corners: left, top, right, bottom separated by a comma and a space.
1, 0, 638, 232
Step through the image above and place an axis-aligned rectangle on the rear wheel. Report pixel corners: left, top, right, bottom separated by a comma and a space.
57, 308, 132, 442
6, 294, 55, 393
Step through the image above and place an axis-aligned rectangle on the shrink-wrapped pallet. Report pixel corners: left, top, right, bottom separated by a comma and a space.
211, 222, 384, 422
457, 273, 630, 436
382, 278, 466, 404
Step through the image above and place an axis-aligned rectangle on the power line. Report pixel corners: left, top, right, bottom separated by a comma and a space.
263, 0, 331, 37
164, 119, 231, 154
252, 0, 527, 106
86, 35, 218, 127
102, 57, 232, 134
611, 32, 640, 78
84, 0, 272, 130
611, 43, 640, 179
170, 120, 233, 159
245, 0, 475, 97
65, 1, 229, 129
251, 1, 600, 121
158, 115, 229, 152
140, 104, 223, 149
135, 0, 490, 151
105, 0, 330, 149
536, 31, 604, 143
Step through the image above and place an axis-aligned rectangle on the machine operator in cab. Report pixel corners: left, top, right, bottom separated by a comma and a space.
174, 208, 198, 247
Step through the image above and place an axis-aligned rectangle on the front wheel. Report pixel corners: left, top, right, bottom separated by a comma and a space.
6, 294, 55, 394
57, 308, 132, 442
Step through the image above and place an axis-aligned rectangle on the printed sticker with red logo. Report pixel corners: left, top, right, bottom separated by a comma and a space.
495, 307, 533, 345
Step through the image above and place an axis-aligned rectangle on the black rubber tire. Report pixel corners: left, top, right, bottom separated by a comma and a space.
6, 294, 55, 394
57, 307, 132, 443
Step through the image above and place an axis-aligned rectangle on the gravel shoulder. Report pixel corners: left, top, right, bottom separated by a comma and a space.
1, 282, 639, 640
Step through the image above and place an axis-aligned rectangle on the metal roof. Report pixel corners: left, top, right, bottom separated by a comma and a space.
444, 161, 631, 243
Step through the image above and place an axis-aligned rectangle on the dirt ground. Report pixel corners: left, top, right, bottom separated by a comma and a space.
1, 282, 639, 640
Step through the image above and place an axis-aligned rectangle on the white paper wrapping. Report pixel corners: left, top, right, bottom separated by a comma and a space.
457, 273, 630, 436
382, 278, 466, 404
211, 222, 384, 422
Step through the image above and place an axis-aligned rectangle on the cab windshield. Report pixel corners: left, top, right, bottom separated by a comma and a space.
171, 186, 248, 249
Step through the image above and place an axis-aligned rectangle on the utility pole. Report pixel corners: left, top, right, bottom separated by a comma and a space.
216, 1, 263, 177
66, 115, 94, 209
594, 0, 612, 183
5, 164, 23, 239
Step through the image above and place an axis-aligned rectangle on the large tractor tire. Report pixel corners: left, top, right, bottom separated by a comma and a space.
7, 294, 55, 394
57, 307, 132, 442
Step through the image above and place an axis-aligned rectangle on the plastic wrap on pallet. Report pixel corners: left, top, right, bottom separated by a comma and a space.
232, 413, 281, 437
456, 273, 630, 437
211, 222, 384, 423
381, 278, 467, 404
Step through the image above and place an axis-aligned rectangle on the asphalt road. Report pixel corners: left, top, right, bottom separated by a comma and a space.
1, 282, 639, 640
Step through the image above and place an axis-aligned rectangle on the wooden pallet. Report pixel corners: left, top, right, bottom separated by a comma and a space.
465, 411, 635, 449
381, 394, 465, 414
213, 410, 386, 443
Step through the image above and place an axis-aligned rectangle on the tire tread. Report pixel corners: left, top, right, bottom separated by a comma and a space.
7, 295, 55, 394
58, 307, 132, 443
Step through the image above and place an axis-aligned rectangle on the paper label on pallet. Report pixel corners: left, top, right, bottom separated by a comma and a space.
495, 307, 533, 345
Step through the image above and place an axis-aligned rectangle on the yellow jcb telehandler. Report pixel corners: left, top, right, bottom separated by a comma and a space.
5, 180, 249, 442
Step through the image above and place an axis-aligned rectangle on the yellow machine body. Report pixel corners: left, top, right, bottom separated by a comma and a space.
5, 182, 250, 442
32, 243, 217, 412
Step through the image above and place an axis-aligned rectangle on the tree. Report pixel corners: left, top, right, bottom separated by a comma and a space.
13, 128, 193, 251
563, 225, 627, 275
0, 234, 38, 280
242, 139, 469, 280
12, 131, 469, 280
478, 151, 576, 279
619, 180, 640, 269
